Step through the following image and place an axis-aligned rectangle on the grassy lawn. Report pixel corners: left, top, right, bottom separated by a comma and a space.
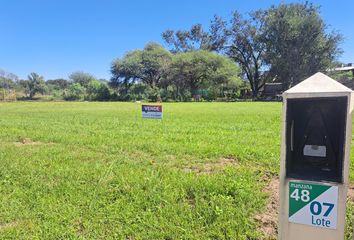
0, 102, 352, 239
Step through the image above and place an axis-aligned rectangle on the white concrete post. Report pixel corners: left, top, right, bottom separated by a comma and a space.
278, 72, 353, 240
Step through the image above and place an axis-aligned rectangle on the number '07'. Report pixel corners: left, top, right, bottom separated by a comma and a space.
310, 201, 334, 217
290, 189, 310, 202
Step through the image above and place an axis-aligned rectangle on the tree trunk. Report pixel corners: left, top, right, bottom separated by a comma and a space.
252, 88, 259, 99
29, 91, 34, 99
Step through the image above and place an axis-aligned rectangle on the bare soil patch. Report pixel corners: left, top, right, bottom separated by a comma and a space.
0, 221, 20, 230
254, 177, 279, 240
14, 138, 42, 146
165, 155, 176, 160
13, 138, 54, 146
182, 156, 238, 175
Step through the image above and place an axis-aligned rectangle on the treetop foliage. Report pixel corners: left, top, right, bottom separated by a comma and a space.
19, 72, 46, 99
162, 2, 343, 98
162, 16, 228, 53
262, 2, 342, 87
69, 71, 96, 88
110, 44, 242, 101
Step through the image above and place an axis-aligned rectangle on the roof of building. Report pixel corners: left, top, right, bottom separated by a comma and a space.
334, 66, 354, 71
285, 72, 353, 94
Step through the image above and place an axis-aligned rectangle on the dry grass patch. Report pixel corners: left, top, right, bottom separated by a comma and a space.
0, 221, 20, 231
13, 137, 54, 146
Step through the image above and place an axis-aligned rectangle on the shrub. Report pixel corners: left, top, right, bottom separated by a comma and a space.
63, 83, 85, 101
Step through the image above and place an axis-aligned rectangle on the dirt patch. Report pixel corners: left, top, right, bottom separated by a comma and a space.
254, 177, 279, 240
13, 138, 54, 146
14, 138, 42, 146
182, 156, 238, 175
0, 221, 20, 230
73, 218, 86, 236
165, 155, 176, 160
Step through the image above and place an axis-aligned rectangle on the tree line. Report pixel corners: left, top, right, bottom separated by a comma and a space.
0, 2, 346, 101
0, 71, 111, 101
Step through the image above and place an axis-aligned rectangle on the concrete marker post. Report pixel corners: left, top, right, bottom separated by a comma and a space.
278, 72, 354, 240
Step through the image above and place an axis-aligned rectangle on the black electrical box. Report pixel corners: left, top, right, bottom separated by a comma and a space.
285, 97, 347, 183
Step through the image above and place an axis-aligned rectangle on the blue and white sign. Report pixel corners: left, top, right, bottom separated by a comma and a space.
142, 105, 163, 119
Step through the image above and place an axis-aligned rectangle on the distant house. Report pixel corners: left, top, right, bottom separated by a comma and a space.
328, 63, 354, 89
261, 82, 284, 101
334, 63, 354, 77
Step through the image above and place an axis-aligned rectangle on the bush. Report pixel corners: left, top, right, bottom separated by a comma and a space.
63, 83, 85, 101
160, 86, 176, 102
146, 86, 160, 102
129, 83, 148, 101
86, 80, 111, 101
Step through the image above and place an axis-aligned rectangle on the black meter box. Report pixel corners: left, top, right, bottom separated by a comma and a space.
285, 97, 347, 183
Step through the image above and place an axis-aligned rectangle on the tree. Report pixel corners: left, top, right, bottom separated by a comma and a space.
86, 80, 111, 101
162, 12, 266, 98
0, 69, 18, 90
69, 71, 96, 88
0, 69, 18, 82
225, 11, 267, 98
262, 3, 342, 87
46, 79, 69, 90
162, 15, 228, 53
110, 51, 141, 95
20, 72, 46, 99
0, 77, 15, 89
63, 83, 85, 100
166, 51, 241, 100
139, 43, 172, 87
110, 43, 172, 95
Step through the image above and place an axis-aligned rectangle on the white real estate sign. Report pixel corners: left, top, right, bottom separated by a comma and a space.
288, 181, 338, 229
142, 105, 163, 119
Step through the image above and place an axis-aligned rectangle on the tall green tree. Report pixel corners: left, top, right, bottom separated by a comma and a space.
0, 69, 18, 83
110, 51, 141, 95
110, 43, 172, 94
162, 16, 228, 53
69, 71, 96, 88
162, 2, 342, 98
166, 51, 241, 100
20, 72, 46, 99
46, 79, 69, 90
0, 77, 16, 90
262, 3, 342, 87
162, 11, 267, 98
0, 69, 18, 90
225, 11, 267, 98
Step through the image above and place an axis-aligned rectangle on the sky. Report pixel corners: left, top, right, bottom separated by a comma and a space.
0, 0, 353, 80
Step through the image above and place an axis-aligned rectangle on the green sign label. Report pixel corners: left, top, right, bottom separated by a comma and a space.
289, 181, 338, 229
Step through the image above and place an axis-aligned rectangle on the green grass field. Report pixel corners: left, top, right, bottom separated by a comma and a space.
0, 102, 352, 239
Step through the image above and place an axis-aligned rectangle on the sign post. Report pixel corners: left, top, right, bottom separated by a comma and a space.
278, 72, 354, 239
